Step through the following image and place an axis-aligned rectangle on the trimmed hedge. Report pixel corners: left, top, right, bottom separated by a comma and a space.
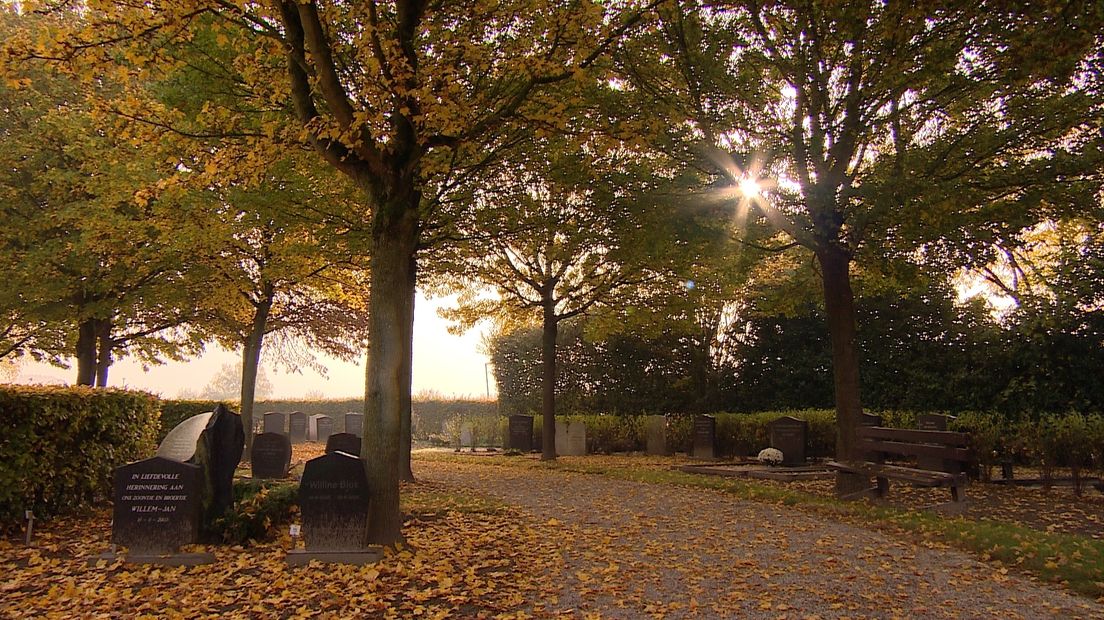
0, 385, 160, 528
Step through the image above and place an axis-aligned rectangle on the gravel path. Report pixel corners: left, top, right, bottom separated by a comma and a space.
418, 460, 1104, 619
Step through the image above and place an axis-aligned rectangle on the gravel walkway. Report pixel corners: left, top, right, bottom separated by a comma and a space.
419, 460, 1104, 619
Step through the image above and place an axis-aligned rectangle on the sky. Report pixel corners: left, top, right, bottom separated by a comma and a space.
14, 293, 497, 400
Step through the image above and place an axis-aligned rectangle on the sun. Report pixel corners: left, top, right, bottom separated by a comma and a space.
738, 176, 761, 199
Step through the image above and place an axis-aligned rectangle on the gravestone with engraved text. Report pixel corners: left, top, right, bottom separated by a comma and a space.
112, 457, 202, 554
692, 415, 716, 459
767, 416, 808, 466
252, 432, 292, 479
289, 412, 307, 444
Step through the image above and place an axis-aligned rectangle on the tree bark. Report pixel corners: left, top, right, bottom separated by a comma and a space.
816, 245, 866, 494
540, 296, 558, 461
94, 319, 112, 387
240, 292, 272, 461
363, 194, 419, 546
75, 318, 97, 386
399, 253, 416, 482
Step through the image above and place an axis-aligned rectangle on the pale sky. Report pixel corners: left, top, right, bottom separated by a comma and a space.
14, 293, 497, 400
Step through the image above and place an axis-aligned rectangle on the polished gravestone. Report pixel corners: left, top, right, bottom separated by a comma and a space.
692, 415, 717, 459
289, 412, 308, 444
767, 416, 808, 466
252, 432, 292, 479
156, 412, 213, 462
194, 405, 245, 526
110, 457, 210, 565
263, 412, 288, 435
309, 414, 334, 443
555, 421, 586, 456
325, 432, 361, 457
508, 415, 534, 452
288, 452, 381, 565
343, 412, 363, 437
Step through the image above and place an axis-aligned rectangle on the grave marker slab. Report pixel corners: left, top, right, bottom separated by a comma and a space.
156, 412, 212, 462
309, 415, 334, 443
565, 422, 587, 456
508, 415, 533, 452
326, 432, 361, 457
263, 412, 287, 435
459, 425, 473, 449
555, 420, 568, 456
194, 404, 244, 525
111, 457, 210, 564
646, 415, 673, 456
692, 415, 716, 459
289, 452, 381, 565
289, 412, 307, 444
344, 412, 363, 437
252, 433, 292, 479
767, 416, 808, 466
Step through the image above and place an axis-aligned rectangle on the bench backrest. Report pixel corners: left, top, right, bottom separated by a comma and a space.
856, 426, 973, 463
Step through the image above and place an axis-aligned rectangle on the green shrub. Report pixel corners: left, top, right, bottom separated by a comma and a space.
0, 385, 159, 528
159, 399, 226, 442
210, 479, 299, 545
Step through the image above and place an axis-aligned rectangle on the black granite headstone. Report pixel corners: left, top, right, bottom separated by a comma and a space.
309, 414, 334, 442
692, 415, 716, 459
326, 432, 361, 457
344, 413, 363, 437
507, 415, 533, 452
263, 412, 287, 435
194, 404, 244, 526
252, 432, 292, 479
299, 452, 371, 551
767, 416, 808, 466
113, 457, 202, 554
289, 412, 307, 444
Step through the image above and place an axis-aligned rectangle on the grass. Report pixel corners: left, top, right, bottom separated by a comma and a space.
417, 451, 1104, 599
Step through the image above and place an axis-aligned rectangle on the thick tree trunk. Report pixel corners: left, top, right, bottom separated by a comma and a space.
94, 319, 112, 387
75, 319, 97, 386
240, 294, 272, 461
541, 298, 558, 461
363, 196, 419, 546
399, 254, 416, 482
816, 245, 866, 494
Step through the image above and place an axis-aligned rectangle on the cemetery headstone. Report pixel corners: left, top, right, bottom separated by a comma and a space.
692, 415, 716, 459
508, 415, 533, 452
459, 425, 474, 449
555, 420, 569, 456
344, 412, 364, 437
111, 456, 210, 565
309, 414, 334, 443
288, 452, 381, 565
193, 404, 245, 526
646, 415, 673, 456
564, 421, 587, 456
767, 416, 808, 466
252, 432, 292, 479
917, 413, 957, 472
326, 432, 362, 457
263, 412, 287, 435
156, 412, 213, 462
289, 412, 308, 444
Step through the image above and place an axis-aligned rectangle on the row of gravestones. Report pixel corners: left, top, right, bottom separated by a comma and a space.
111, 408, 378, 566
503, 415, 587, 456
261, 411, 364, 444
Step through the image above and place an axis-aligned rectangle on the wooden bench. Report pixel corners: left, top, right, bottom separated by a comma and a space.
827, 426, 973, 505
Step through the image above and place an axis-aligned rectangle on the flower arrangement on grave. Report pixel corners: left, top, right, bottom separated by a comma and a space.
757, 448, 784, 466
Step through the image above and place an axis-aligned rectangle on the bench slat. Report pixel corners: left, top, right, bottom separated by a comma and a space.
857, 426, 970, 446
827, 461, 966, 487
858, 438, 973, 462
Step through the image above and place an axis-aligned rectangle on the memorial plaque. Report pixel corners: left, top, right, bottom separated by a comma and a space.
289, 412, 308, 444
344, 413, 364, 437
113, 457, 202, 554
646, 415, 672, 456
692, 415, 716, 459
917, 414, 957, 472
508, 415, 533, 452
564, 422, 587, 456
156, 412, 213, 462
554, 420, 568, 456
299, 452, 371, 551
767, 416, 808, 466
326, 432, 361, 457
309, 415, 334, 443
263, 412, 287, 435
252, 433, 292, 479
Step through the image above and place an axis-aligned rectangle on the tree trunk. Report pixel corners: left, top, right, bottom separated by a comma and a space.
75, 318, 97, 386
240, 292, 272, 461
399, 252, 417, 482
816, 245, 866, 494
94, 319, 113, 387
541, 297, 558, 461
363, 195, 419, 546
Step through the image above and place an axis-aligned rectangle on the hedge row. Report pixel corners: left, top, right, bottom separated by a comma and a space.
0, 385, 160, 528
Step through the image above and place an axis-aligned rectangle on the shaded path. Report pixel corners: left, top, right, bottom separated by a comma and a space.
418, 459, 1103, 619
